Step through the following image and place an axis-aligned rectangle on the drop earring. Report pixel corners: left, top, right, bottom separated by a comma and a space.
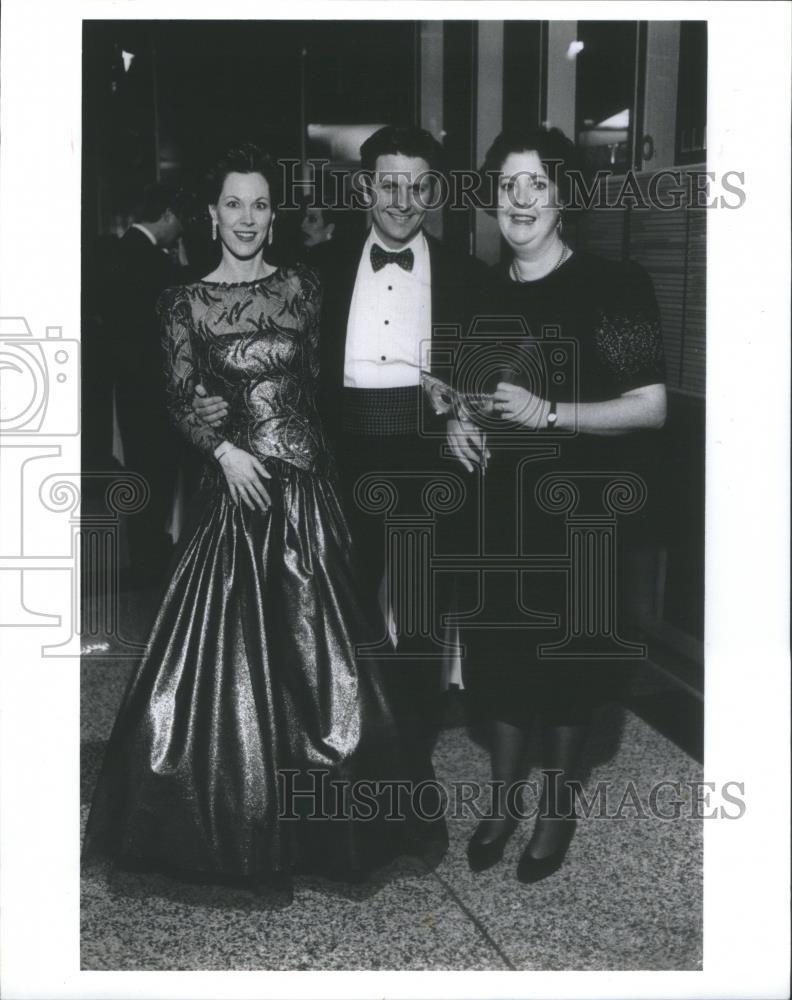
211, 218, 218, 241
267, 222, 274, 246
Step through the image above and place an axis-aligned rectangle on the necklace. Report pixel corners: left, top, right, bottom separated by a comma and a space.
510, 243, 570, 283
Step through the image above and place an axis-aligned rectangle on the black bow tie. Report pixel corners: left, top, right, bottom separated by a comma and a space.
370, 244, 414, 273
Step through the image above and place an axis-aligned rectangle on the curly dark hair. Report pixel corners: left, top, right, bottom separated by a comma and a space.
359, 125, 444, 173
205, 143, 282, 206
480, 126, 584, 207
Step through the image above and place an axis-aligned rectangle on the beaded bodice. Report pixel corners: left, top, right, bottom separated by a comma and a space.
158, 264, 330, 476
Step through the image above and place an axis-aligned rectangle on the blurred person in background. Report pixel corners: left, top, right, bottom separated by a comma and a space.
104, 181, 194, 586
300, 204, 362, 275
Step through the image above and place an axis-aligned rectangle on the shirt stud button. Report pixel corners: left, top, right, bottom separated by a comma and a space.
384, 320, 389, 325
381, 355, 386, 361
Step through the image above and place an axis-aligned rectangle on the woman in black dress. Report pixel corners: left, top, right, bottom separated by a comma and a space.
83, 144, 445, 889
450, 127, 667, 882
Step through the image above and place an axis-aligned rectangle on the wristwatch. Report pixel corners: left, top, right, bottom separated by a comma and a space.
546, 400, 558, 428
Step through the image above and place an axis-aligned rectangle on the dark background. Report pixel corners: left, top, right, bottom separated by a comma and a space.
83, 21, 420, 238
81, 19, 706, 716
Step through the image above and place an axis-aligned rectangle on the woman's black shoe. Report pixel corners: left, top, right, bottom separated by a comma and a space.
516, 818, 576, 884
466, 821, 517, 873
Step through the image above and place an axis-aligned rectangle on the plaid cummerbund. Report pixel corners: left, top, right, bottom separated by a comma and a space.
341, 385, 423, 436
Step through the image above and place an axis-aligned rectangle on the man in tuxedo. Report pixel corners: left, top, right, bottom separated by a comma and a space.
317, 127, 484, 593
194, 126, 483, 736
104, 183, 191, 586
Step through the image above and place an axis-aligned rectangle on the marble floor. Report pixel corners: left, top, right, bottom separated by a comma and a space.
80, 590, 703, 972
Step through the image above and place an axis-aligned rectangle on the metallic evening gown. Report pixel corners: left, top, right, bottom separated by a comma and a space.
83, 265, 446, 886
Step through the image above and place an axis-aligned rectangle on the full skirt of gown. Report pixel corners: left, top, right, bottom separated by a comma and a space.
83, 459, 446, 886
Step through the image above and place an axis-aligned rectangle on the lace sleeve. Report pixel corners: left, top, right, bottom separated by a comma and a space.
297, 265, 323, 382
158, 286, 225, 457
594, 261, 667, 394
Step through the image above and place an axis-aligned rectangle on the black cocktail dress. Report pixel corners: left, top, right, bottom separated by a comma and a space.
83, 264, 445, 886
458, 252, 667, 726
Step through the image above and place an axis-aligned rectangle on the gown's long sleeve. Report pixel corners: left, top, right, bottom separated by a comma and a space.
158, 285, 226, 457
296, 264, 322, 385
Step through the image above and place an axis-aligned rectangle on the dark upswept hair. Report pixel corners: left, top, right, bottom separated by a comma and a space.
205, 143, 282, 207
480, 126, 584, 207
360, 125, 444, 173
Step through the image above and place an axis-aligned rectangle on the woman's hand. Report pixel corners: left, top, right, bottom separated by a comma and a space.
193, 383, 229, 428
218, 446, 272, 512
492, 382, 550, 429
447, 417, 490, 473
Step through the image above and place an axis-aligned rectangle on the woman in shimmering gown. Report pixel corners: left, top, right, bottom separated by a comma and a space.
83, 144, 445, 888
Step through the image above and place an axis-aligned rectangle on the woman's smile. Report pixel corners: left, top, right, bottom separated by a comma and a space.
509, 212, 538, 225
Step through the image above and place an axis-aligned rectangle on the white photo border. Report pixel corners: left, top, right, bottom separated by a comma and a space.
0, 1, 789, 997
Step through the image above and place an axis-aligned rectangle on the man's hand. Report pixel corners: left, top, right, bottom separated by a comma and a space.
447, 417, 489, 473
491, 382, 549, 429
193, 383, 229, 428
218, 447, 272, 512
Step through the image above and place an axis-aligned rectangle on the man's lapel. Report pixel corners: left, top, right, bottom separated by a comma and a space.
321, 234, 367, 390
338, 235, 366, 326
426, 233, 451, 335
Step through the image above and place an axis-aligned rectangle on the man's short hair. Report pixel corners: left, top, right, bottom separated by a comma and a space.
135, 182, 192, 225
359, 125, 444, 173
